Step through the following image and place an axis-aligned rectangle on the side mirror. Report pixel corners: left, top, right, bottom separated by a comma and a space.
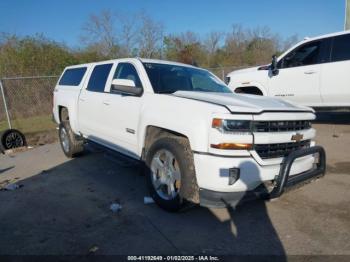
111, 79, 142, 96
271, 55, 279, 76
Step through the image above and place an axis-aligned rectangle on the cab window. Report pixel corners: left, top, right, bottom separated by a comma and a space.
279, 41, 321, 69
331, 34, 350, 62
113, 63, 142, 88
59, 67, 87, 86
87, 63, 113, 92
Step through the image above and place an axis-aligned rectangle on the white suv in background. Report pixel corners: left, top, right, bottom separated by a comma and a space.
226, 30, 350, 110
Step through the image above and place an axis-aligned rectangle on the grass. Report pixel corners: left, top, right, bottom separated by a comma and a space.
0, 115, 56, 134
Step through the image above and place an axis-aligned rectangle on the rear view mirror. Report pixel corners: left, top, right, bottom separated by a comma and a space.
111, 79, 142, 96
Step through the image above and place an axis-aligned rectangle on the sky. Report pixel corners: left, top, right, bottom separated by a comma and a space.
0, 0, 345, 48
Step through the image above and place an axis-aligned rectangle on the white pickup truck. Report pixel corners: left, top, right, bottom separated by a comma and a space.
53, 58, 325, 211
226, 30, 350, 110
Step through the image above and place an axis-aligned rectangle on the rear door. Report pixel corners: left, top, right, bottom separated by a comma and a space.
78, 63, 113, 141
320, 33, 350, 106
268, 40, 325, 106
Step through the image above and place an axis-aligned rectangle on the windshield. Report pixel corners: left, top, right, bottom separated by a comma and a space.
143, 63, 232, 94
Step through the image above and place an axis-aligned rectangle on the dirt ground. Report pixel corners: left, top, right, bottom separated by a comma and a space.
0, 113, 349, 256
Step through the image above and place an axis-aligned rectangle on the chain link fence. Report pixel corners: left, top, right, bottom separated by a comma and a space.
206, 65, 248, 81
0, 76, 59, 145
0, 65, 246, 146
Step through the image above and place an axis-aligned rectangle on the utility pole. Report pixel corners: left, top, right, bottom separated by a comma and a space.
346, 0, 350, 30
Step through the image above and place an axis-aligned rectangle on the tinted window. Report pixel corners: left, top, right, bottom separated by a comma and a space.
280, 41, 321, 68
331, 34, 350, 62
59, 67, 87, 86
113, 63, 142, 88
318, 37, 332, 63
87, 64, 113, 92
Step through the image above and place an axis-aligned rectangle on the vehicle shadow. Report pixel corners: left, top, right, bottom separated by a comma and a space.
0, 148, 286, 257
0, 166, 14, 174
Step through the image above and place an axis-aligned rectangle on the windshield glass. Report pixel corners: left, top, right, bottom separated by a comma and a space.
143, 63, 232, 94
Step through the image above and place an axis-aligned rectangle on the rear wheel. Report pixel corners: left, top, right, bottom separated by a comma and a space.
145, 136, 199, 212
58, 121, 84, 158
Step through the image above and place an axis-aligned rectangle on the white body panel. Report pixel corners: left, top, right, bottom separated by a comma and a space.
267, 64, 322, 106
227, 30, 350, 108
53, 58, 318, 194
320, 60, 350, 105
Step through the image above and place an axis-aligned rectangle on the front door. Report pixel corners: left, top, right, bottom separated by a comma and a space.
101, 62, 144, 158
268, 40, 323, 106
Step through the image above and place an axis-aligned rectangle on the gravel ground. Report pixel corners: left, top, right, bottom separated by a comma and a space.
0, 119, 349, 256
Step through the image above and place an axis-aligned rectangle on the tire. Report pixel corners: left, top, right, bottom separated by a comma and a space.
58, 121, 84, 158
145, 136, 199, 212
0, 129, 27, 152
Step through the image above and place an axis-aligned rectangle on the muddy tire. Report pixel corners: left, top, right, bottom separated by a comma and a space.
58, 121, 84, 158
0, 129, 27, 152
145, 136, 199, 212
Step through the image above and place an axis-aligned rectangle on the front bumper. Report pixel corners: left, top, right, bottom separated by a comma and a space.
197, 146, 326, 208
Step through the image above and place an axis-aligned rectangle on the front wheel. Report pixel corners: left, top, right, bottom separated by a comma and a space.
145, 136, 199, 212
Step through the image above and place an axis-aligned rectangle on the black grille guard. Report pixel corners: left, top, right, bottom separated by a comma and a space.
266, 145, 326, 199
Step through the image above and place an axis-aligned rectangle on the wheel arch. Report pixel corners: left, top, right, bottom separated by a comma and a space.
229, 80, 267, 96
141, 125, 189, 160
234, 86, 265, 96
59, 106, 69, 122
56, 103, 79, 134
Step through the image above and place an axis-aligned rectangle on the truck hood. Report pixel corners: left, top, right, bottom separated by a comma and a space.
173, 91, 313, 114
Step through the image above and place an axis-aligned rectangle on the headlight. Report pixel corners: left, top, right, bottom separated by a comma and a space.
212, 118, 251, 133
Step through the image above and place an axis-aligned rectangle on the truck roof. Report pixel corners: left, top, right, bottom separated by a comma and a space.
63, 58, 198, 70
303, 30, 350, 42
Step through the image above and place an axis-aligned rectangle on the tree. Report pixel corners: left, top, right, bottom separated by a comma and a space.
138, 13, 164, 58
80, 10, 163, 58
163, 31, 205, 65
119, 14, 139, 57
0, 33, 77, 76
81, 10, 120, 58
203, 31, 223, 67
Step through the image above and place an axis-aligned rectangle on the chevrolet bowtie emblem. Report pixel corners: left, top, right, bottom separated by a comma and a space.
291, 133, 303, 142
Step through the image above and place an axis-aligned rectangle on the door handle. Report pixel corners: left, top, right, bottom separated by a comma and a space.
304, 70, 316, 74
79, 98, 86, 102
102, 101, 110, 105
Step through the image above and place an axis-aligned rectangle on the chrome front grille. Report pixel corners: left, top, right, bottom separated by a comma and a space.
253, 120, 311, 132
255, 140, 311, 159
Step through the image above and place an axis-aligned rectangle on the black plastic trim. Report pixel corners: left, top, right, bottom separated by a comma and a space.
268, 145, 326, 198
